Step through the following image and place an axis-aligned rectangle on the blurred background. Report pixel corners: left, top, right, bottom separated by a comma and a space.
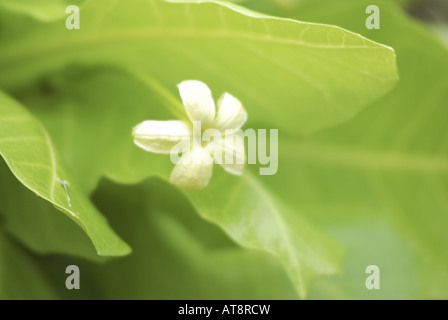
0, 0, 447, 300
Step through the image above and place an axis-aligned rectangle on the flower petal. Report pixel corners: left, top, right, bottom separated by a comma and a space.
178, 80, 215, 126
133, 120, 191, 154
169, 146, 214, 189
212, 132, 246, 175
213, 93, 247, 133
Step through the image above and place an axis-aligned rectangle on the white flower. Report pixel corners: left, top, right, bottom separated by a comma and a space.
133, 80, 247, 190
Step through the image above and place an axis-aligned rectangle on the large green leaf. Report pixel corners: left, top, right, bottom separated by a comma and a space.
0, 91, 130, 256
0, 160, 102, 261
183, 172, 342, 297
0, 0, 397, 135
243, 0, 448, 298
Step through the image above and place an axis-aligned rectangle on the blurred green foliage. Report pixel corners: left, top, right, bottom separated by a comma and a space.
0, 0, 446, 299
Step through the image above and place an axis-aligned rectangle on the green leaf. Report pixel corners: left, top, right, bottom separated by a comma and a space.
183, 171, 343, 297
0, 0, 398, 135
0, 160, 103, 261
245, 0, 448, 298
0, 91, 131, 257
